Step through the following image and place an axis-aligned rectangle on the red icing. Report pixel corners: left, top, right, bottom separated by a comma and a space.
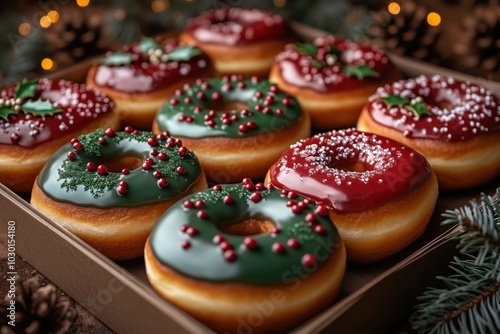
366, 75, 500, 142
0, 79, 114, 148
93, 38, 210, 94
186, 8, 287, 45
275, 36, 393, 93
269, 129, 431, 213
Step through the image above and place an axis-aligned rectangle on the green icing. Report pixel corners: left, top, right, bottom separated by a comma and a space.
149, 184, 342, 284
155, 77, 303, 138
37, 129, 204, 207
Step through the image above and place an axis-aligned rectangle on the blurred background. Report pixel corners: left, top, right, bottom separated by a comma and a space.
0, 0, 498, 86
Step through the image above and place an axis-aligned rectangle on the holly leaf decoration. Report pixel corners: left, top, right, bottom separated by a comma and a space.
15, 80, 38, 99
406, 102, 432, 118
167, 45, 201, 61
138, 37, 163, 54
294, 42, 318, 56
342, 65, 379, 80
0, 106, 12, 121
378, 95, 409, 108
21, 99, 62, 116
101, 52, 133, 65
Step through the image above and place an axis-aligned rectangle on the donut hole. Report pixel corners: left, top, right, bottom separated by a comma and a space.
209, 101, 248, 112
98, 155, 143, 173
218, 217, 275, 235
331, 160, 366, 173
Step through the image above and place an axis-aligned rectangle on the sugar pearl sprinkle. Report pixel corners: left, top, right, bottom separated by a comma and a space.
0, 78, 114, 147
368, 75, 500, 141
275, 36, 390, 92
278, 129, 399, 186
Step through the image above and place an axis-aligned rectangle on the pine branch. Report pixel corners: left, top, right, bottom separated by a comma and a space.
409, 188, 500, 334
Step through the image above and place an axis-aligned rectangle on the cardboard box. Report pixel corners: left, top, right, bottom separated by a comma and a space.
1, 22, 499, 334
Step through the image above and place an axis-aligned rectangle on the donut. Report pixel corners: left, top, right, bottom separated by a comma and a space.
86, 37, 212, 129
31, 128, 207, 261
179, 7, 292, 76
145, 180, 346, 334
152, 75, 310, 183
0, 78, 119, 193
357, 75, 500, 189
265, 129, 438, 263
269, 36, 401, 130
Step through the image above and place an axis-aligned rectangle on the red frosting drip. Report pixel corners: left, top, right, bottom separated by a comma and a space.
274, 36, 393, 92
366, 75, 500, 141
269, 129, 431, 213
185, 7, 287, 45
93, 38, 210, 94
0, 79, 114, 148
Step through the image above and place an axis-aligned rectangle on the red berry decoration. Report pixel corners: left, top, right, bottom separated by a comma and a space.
302, 253, 316, 268
72, 142, 83, 151
86, 162, 96, 171
271, 227, 281, 236
287, 238, 300, 249
121, 168, 129, 175
286, 200, 295, 207
223, 195, 233, 204
306, 213, 316, 224
180, 225, 188, 233
97, 164, 108, 175
116, 185, 127, 196
212, 184, 222, 191
124, 126, 133, 133
250, 192, 262, 203
238, 124, 248, 133
243, 237, 258, 250
178, 146, 188, 157
67, 151, 76, 160
157, 178, 169, 188
148, 137, 157, 146
220, 241, 232, 252
181, 240, 191, 250
104, 128, 115, 137
153, 170, 162, 178
187, 226, 199, 236
170, 98, 179, 105
315, 205, 329, 216
224, 249, 237, 262
98, 137, 106, 145
183, 200, 194, 208
194, 199, 205, 208
213, 234, 224, 244
272, 242, 285, 254
176, 166, 186, 175
142, 161, 152, 170
157, 152, 168, 161
197, 210, 208, 219
314, 225, 326, 234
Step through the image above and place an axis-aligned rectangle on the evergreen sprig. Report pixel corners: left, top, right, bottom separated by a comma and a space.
409, 188, 500, 334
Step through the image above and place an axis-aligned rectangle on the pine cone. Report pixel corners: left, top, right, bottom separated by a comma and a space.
369, 0, 442, 63
453, 4, 500, 77
44, 11, 107, 69
0, 276, 78, 334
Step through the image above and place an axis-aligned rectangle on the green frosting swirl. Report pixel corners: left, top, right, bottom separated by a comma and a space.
149, 183, 342, 284
155, 77, 303, 138
37, 129, 204, 207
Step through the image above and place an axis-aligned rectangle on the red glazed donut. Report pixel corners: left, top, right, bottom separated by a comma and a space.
0, 79, 119, 193
266, 129, 438, 263
357, 75, 500, 189
179, 7, 292, 76
86, 37, 212, 129
269, 36, 401, 129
